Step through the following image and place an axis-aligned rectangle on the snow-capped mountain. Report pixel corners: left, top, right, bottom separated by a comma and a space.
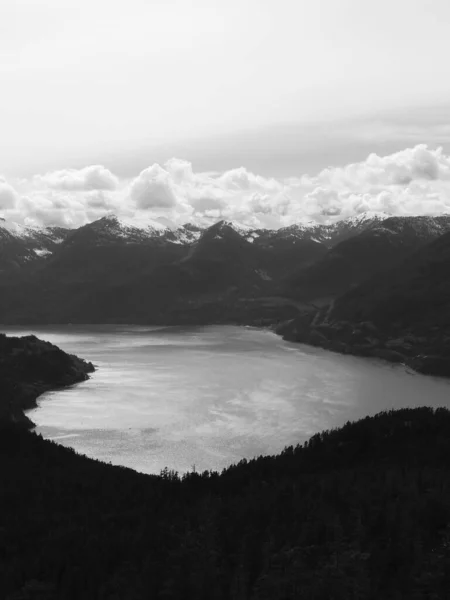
1, 211, 450, 324
248, 211, 389, 248
63, 215, 203, 247
2, 211, 450, 274
286, 213, 450, 301
0, 217, 69, 268
368, 214, 450, 240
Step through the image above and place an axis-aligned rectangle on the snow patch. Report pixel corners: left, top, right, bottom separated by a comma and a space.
34, 248, 52, 257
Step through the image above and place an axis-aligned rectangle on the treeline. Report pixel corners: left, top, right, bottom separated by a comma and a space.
2, 406, 450, 599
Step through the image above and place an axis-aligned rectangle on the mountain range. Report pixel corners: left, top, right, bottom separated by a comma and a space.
0, 211, 388, 322
1, 210, 450, 374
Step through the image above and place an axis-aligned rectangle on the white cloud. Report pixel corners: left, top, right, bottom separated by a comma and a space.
311, 144, 450, 189
190, 195, 227, 214
37, 165, 118, 191
2, 145, 450, 229
129, 164, 179, 209
164, 158, 195, 184
85, 190, 117, 210
218, 167, 282, 193
0, 177, 18, 209
17, 192, 89, 228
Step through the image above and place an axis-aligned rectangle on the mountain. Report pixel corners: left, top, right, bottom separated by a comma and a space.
57, 219, 326, 325
0, 216, 327, 324
279, 225, 450, 377
1, 212, 449, 327
286, 215, 450, 301
252, 211, 389, 248
63, 214, 203, 247
0, 211, 385, 277
0, 218, 69, 271
0, 214, 202, 277
332, 228, 450, 333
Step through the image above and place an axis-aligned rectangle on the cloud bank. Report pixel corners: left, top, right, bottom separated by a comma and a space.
2, 144, 450, 229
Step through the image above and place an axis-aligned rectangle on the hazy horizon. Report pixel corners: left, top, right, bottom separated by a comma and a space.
2, 0, 450, 228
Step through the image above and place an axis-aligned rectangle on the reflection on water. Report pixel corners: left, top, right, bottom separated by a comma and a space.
3, 325, 450, 474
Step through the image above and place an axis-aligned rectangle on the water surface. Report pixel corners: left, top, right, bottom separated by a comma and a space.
4, 325, 450, 474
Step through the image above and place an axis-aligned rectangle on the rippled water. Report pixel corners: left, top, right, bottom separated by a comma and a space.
4, 325, 450, 474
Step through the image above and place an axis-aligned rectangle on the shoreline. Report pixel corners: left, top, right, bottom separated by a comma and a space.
0, 332, 95, 428
8, 367, 95, 429
275, 317, 450, 379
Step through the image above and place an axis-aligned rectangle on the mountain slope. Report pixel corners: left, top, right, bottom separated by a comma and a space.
286, 216, 450, 301
331, 228, 450, 332
279, 227, 450, 376
0, 218, 69, 271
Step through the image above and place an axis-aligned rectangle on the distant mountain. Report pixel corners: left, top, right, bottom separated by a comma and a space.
0, 211, 386, 275
286, 215, 450, 301
2, 212, 450, 329
61, 219, 325, 324
63, 214, 203, 247
0, 217, 69, 271
252, 211, 389, 249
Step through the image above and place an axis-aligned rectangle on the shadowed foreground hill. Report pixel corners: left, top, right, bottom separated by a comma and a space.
0, 333, 94, 427
3, 407, 450, 599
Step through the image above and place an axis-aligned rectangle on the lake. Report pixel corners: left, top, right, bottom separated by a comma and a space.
4, 325, 450, 474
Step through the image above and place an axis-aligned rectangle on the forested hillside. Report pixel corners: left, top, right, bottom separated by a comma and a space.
2, 407, 450, 599
0, 333, 94, 427
279, 226, 450, 377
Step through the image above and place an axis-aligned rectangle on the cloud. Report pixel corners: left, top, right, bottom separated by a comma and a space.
164, 158, 194, 184
303, 188, 342, 217
129, 164, 179, 209
85, 190, 117, 210
311, 144, 450, 188
0, 177, 18, 209
2, 144, 450, 229
17, 192, 88, 228
190, 195, 227, 214
218, 167, 282, 192
37, 165, 118, 191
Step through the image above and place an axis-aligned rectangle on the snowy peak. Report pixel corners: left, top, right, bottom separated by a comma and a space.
64, 215, 206, 247
249, 213, 390, 249
0, 218, 69, 268
379, 215, 450, 238
200, 220, 252, 243
65, 214, 171, 246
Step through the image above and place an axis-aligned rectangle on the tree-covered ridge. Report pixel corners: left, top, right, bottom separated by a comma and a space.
279, 229, 450, 377
0, 333, 94, 426
2, 406, 450, 599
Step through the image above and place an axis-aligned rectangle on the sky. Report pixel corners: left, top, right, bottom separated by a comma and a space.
2, 0, 450, 228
